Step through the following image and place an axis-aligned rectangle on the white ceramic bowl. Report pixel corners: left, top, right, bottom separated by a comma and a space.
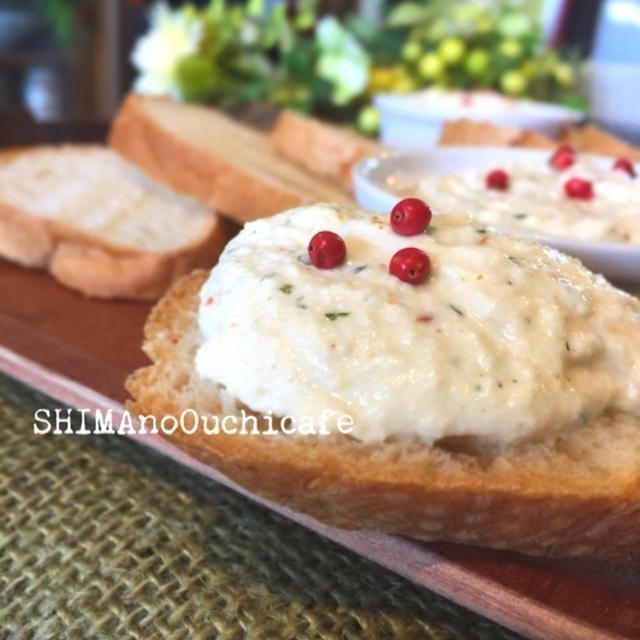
353, 146, 640, 285
374, 91, 583, 148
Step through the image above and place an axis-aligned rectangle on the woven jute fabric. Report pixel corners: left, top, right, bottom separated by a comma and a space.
0, 373, 522, 640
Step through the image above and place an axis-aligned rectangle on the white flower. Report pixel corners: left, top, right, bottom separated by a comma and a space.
315, 16, 369, 105
131, 2, 203, 99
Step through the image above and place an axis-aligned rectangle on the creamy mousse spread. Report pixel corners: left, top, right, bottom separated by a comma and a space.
380, 87, 581, 119
410, 157, 640, 243
195, 203, 640, 445
397, 88, 544, 113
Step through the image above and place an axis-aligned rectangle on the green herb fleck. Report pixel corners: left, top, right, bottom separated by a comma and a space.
449, 304, 464, 317
566, 341, 570, 351
296, 296, 307, 309
354, 265, 368, 274
260, 272, 275, 280
512, 213, 528, 220
279, 284, 293, 294
475, 227, 487, 234
325, 312, 350, 321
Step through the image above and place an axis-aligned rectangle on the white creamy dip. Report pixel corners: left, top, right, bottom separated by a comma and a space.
195, 203, 640, 445
412, 157, 640, 243
404, 88, 529, 113
382, 87, 581, 119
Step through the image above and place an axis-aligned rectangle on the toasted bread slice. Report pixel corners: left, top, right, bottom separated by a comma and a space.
268, 109, 379, 190
558, 123, 640, 161
126, 270, 640, 559
513, 129, 556, 149
0, 146, 229, 300
438, 118, 522, 146
109, 95, 352, 223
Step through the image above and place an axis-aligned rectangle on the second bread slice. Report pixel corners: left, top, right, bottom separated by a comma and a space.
109, 94, 352, 223
0, 145, 229, 300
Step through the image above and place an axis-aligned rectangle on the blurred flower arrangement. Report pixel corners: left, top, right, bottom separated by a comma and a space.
131, 0, 586, 134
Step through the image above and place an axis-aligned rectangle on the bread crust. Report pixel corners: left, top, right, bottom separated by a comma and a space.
439, 119, 522, 146
109, 95, 352, 223
513, 129, 556, 149
558, 124, 640, 161
126, 271, 640, 559
268, 109, 379, 190
0, 145, 229, 300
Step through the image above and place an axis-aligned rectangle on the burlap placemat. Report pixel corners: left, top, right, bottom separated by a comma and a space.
0, 373, 522, 639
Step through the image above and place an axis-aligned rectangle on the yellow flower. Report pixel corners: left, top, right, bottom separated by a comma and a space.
438, 38, 465, 65
131, 2, 203, 99
465, 48, 489, 76
369, 66, 396, 92
401, 40, 422, 63
553, 63, 575, 87
418, 52, 443, 79
357, 105, 380, 134
368, 65, 408, 92
500, 70, 527, 95
498, 38, 523, 59
520, 59, 537, 79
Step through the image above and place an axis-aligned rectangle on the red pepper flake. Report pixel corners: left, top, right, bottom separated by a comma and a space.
205, 296, 215, 305
170, 335, 179, 344
478, 235, 489, 245
416, 313, 434, 323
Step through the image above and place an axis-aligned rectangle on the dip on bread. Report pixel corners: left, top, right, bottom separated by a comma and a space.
409, 155, 640, 243
195, 203, 640, 445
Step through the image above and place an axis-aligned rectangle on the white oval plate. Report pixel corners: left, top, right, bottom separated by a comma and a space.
353, 146, 640, 285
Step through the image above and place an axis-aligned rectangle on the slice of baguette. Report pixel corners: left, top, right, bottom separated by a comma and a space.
512, 129, 556, 149
109, 95, 353, 223
268, 109, 379, 190
438, 118, 522, 146
126, 270, 640, 559
0, 146, 229, 300
558, 123, 640, 161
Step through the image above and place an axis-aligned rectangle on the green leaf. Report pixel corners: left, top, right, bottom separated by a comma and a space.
386, 3, 432, 28
560, 92, 589, 112
41, 0, 86, 44
246, 0, 265, 18
344, 15, 380, 45
206, 0, 226, 21
230, 52, 274, 77
325, 312, 350, 321
283, 44, 315, 79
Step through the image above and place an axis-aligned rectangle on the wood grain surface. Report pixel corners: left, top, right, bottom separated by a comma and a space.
0, 257, 638, 640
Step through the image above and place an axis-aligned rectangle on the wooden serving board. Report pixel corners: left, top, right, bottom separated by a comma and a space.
1, 257, 639, 640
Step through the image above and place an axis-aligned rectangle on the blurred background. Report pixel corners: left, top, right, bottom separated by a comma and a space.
0, 0, 638, 141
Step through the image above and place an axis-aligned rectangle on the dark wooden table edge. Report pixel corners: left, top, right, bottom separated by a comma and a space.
0, 344, 625, 640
